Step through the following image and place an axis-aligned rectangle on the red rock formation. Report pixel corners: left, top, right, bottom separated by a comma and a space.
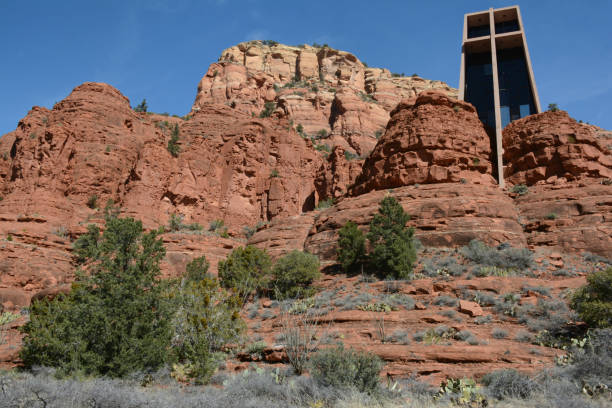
192, 41, 457, 154
502, 111, 612, 257
516, 181, 612, 258
351, 91, 496, 196
503, 110, 612, 185
0, 82, 323, 308
314, 146, 363, 201
251, 183, 525, 263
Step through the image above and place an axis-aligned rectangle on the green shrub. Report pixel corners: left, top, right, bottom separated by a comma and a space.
167, 124, 180, 157
171, 256, 244, 383
86, 194, 98, 209
344, 150, 358, 161
571, 267, 612, 328
309, 345, 383, 393
548, 103, 559, 112
314, 143, 331, 153
337, 221, 366, 275
259, 102, 276, 118
20, 217, 173, 377
270, 250, 320, 299
134, 99, 148, 113
168, 213, 203, 232
511, 184, 529, 195
73, 224, 101, 263
218, 246, 272, 298
316, 197, 334, 209
366, 196, 417, 279
208, 219, 228, 236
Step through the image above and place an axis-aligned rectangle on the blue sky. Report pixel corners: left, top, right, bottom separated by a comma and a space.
1, 0, 611, 137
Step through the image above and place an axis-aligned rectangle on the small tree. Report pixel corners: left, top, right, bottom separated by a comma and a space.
134, 99, 148, 113
571, 267, 612, 328
171, 256, 244, 383
270, 250, 320, 299
367, 196, 417, 279
20, 217, 173, 377
337, 221, 366, 274
548, 103, 559, 112
167, 124, 180, 157
218, 245, 272, 299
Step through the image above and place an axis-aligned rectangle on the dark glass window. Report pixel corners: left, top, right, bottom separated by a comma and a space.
495, 19, 519, 34
465, 51, 495, 133
496, 47, 535, 127
468, 24, 490, 38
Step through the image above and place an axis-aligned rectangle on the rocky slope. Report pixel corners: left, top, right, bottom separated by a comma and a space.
1, 42, 611, 383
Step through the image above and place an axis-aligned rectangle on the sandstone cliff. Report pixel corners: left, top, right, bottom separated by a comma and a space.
192, 41, 457, 155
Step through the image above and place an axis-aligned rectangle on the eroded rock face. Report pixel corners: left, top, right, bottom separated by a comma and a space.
516, 181, 612, 258
350, 91, 496, 195
0, 82, 322, 307
503, 110, 612, 185
314, 146, 364, 201
192, 41, 457, 155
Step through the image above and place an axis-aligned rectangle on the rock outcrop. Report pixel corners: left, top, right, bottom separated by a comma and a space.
0, 82, 323, 308
351, 91, 495, 196
251, 183, 525, 263
192, 41, 457, 155
314, 146, 364, 201
501, 110, 612, 258
503, 110, 612, 185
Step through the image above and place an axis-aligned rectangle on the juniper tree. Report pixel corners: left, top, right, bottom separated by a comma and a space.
366, 195, 417, 279
337, 221, 366, 274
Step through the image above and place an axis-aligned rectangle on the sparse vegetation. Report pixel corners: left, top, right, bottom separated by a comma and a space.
259, 102, 276, 118
309, 345, 383, 393
316, 197, 334, 209
571, 267, 612, 328
279, 312, 321, 375
168, 213, 204, 233
511, 183, 529, 195
134, 99, 148, 113
86, 194, 98, 209
316, 129, 328, 139
548, 103, 560, 112
461, 239, 533, 271
481, 369, 538, 400
208, 219, 229, 237
167, 123, 181, 157
491, 328, 509, 339
344, 150, 358, 161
